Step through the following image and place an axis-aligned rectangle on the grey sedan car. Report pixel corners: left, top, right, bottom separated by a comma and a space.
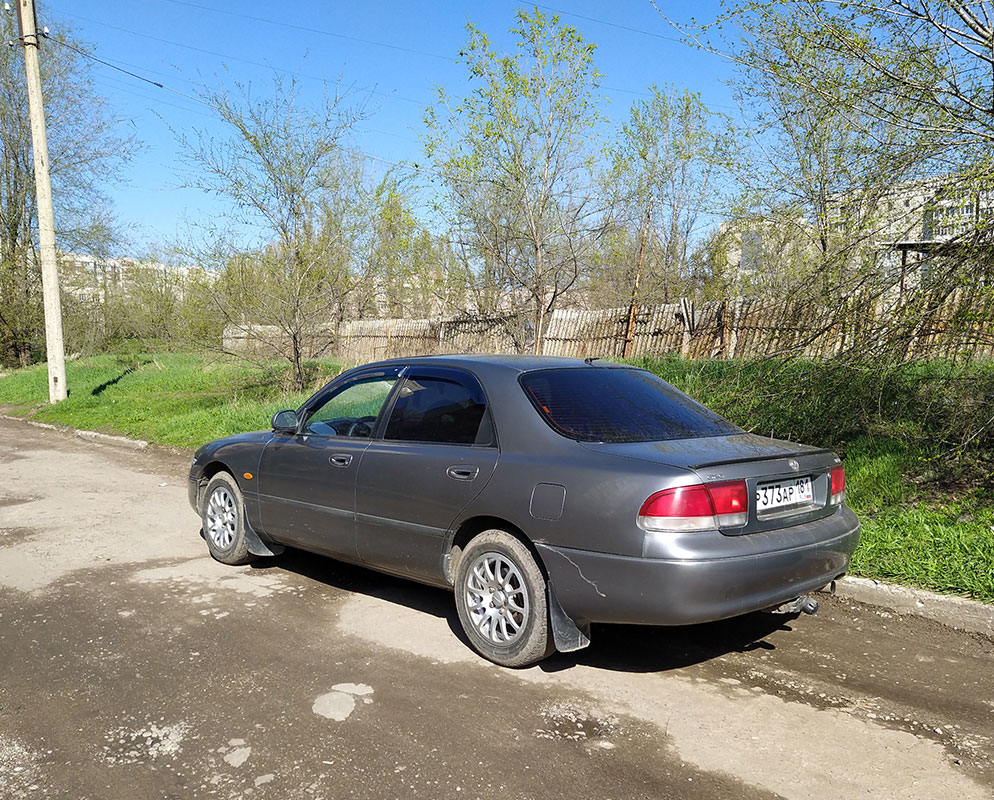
189, 355, 860, 666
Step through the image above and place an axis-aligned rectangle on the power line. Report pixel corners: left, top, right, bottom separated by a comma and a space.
90, 76, 217, 121
519, 2, 683, 44
162, 0, 454, 62
47, 33, 406, 173
46, 34, 212, 108
48, 5, 431, 108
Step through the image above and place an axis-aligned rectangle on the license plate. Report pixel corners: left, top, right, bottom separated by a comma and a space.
756, 476, 813, 513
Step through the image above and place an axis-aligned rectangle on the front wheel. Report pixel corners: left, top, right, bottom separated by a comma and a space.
454, 530, 554, 667
201, 472, 255, 566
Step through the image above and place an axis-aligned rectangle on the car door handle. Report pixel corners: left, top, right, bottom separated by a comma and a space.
446, 465, 479, 481
329, 454, 353, 467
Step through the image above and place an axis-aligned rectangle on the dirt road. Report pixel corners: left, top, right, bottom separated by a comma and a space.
1, 416, 992, 799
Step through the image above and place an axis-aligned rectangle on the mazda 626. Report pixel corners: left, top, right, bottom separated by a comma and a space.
189, 355, 860, 666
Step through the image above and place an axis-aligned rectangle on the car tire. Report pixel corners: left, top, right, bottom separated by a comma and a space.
201, 472, 255, 566
454, 530, 554, 667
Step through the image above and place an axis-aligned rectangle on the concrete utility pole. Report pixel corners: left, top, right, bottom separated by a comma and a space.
14, 0, 67, 402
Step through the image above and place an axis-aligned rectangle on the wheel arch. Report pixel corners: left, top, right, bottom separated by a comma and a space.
446, 515, 549, 587
194, 461, 235, 509
447, 516, 592, 656
198, 463, 282, 558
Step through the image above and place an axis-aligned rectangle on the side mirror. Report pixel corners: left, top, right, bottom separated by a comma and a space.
271, 409, 298, 434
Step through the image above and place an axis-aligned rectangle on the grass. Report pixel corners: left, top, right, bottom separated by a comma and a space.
0, 353, 344, 447
1, 350, 992, 602
842, 435, 994, 601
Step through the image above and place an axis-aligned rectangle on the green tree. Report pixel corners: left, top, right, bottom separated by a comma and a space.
364, 179, 465, 318
425, 8, 606, 351
600, 86, 733, 306
669, 1, 993, 300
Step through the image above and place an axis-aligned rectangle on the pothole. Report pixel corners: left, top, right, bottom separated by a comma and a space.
0, 527, 38, 545
535, 701, 619, 743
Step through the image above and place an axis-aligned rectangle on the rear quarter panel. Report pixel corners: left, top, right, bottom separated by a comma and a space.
460, 443, 696, 558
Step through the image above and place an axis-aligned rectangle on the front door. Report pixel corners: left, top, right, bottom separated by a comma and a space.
257, 368, 401, 558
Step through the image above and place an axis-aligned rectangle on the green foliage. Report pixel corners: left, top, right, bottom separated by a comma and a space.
425, 7, 605, 348
0, 353, 342, 447
591, 86, 735, 306
627, 356, 994, 468
176, 74, 368, 390
853, 504, 994, 602
0, 13, 134, 368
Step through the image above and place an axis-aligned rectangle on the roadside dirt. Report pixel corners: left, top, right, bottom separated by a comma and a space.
1, 415, 992, 800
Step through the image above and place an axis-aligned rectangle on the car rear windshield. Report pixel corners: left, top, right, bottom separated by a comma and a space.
519, 367, 740, 443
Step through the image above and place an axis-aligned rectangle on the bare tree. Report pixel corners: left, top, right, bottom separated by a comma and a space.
176, 75, 367, 390
0, 14, 133, 367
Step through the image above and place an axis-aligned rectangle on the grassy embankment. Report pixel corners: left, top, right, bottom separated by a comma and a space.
1, 352, 991, 602
626, 356, 994, 603
0, 352, 342, 447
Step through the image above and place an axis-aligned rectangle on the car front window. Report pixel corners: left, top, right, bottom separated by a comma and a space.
303, 375, 398, 437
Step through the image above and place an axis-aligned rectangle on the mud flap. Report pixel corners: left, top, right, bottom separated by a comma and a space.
548, 580, 591, 653
242, 507, 285, 557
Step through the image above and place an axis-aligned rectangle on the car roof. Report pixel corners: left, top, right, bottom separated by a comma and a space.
367, 354, 632, 374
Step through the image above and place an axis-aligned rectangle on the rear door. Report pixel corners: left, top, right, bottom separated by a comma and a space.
355, 367, 498, 583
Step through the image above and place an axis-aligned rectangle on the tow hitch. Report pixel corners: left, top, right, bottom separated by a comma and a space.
766, 595, 819, 615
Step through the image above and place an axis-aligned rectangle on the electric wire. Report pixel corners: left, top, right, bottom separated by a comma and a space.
46, 33, 213, 108
525, 1, 684, 43
46, 31, 406, 170
48, 4, 430, 107
161, 0, 455, 62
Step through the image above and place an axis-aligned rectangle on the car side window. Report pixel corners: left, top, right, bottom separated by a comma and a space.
384, 371, 490, 445
303, 374, 398, 438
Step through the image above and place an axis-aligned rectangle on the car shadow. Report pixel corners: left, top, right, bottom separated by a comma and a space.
258, 548, 456, 621
256, 548, 799, 674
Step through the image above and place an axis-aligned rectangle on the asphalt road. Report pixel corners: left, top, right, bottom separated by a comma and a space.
1, 416, 992, 800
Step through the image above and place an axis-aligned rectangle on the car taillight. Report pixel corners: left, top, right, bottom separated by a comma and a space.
707, 480, 749, 527
638, 480, 748, 532
830, 465, 846, 505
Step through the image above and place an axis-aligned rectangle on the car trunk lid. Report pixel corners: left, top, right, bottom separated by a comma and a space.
580, 433, 844, 534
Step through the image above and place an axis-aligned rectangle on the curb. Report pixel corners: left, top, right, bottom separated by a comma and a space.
831, 576, 994, 638
1, 413, 148, 451
74, 429, 148, 451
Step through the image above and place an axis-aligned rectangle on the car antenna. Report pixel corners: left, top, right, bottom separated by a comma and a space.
583, 356, 600, 365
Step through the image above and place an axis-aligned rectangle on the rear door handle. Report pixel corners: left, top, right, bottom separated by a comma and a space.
446, 465, 479, 481
329, 454, 353, 467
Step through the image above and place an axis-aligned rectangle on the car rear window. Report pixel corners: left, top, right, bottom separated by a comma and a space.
519, 367, 740, 443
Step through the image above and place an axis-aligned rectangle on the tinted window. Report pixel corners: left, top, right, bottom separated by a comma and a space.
385, 373, 488, 444
520, 368, 740, 443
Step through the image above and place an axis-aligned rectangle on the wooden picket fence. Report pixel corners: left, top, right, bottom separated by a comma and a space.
223, 289, 994, 363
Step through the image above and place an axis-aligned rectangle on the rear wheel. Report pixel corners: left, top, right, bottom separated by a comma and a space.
454, 530, 554, 667
202, 472, 255, 566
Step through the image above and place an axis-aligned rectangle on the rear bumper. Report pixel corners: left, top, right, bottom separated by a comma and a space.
538, 505, 860, 626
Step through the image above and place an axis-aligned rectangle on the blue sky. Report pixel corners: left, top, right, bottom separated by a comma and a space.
38, 0, 734, 253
